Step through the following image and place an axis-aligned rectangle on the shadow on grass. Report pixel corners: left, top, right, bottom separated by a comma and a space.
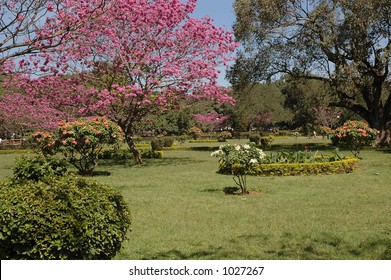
223, 186, 240, 195
143, 246, 224, 260
142, 157, 206, 167
376, 147, 391, 154
201, 188, 221, 193
138, 231, 391, 260
270, 143, 335, 151
98, 157, 205, 168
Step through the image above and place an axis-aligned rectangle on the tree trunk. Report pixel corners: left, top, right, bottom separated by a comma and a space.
378, 121, 391, 147
124, 133, 143, 164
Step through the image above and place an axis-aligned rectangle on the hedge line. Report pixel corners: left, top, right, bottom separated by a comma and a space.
218, 158, 359, 176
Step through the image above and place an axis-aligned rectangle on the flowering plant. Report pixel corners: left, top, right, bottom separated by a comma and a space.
32, 131, 56, 155
188, 126, 203, 140
331, 120, 378, 157
211, 143, 266, 194
32, 117, 123, 176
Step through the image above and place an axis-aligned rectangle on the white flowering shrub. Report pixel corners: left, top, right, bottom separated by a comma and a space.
211, 143, 266, 194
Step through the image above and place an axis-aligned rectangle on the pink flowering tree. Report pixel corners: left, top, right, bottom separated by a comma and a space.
74, 0, 237, 164
193, 111, 229, 132
331, 120, 379, 157
0, 0, 112, 132
2, 0, 237, 164
312, 107, 342, 129
0, 0, 111, 71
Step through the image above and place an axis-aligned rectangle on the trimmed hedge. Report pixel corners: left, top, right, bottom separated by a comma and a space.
99, 148, 162, 160
188, 139, 219, 143
0, 150, 32, 155
218, 157, 359, 176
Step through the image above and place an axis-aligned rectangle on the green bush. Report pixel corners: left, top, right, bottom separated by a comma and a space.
0, 176, 131, 260
217, 131, 232, 142
176, 135, 188, 144
151, 138, 165, 151
12, 155, 67, 182
99, 148, 131, 160
141, 149, 163, 159
162, 137, 175, 147
99, 148, 162, 160
249, 134, 261, 144
330, 120, 379, 157
260, 136, 274, 150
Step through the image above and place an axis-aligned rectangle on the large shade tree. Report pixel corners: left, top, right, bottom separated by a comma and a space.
230, 0, 391, 145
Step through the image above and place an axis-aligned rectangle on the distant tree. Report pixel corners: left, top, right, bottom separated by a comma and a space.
193, 111, 229, 132
230, 0, 391, 145
233, 83, 292, 132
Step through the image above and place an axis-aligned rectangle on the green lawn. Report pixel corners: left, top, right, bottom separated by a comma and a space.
1, 138, 390, 259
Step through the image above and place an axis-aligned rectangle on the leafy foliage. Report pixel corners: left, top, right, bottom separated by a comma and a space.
12, 155, 67, 182
151, 138, 165, 151
331, 121, 379, 157
188, 126, 203, 140
0, 176, 131, 260
99, 148, 163, 160
33, 117, 124, 175
249, 134, 261, 145
211, 143, 266, 193
230, 0, 391, 145
247, 158, 359, 176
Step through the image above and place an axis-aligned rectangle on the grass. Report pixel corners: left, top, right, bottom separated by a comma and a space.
0, 137, 390, 259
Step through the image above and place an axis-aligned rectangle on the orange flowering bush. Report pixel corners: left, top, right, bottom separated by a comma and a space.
32, 117, 123, 176
32, 131, 56, 155
331, 120, 378, 157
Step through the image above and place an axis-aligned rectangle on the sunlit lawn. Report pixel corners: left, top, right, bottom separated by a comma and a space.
0, 137, 390, 259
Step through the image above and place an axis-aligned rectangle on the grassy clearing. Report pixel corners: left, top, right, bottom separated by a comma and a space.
0, 137, 390, 260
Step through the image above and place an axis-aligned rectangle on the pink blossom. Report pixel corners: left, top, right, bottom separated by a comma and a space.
47, 3, 55, 12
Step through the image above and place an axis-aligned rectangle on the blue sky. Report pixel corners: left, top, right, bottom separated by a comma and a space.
190, 0, 236, 86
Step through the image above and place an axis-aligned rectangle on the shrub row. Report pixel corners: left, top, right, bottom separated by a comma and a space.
188, 139, 219, 143
0, 150, 32, 155
218, 157, 359, 176
99, 148, 162, 160
150, 137, 175, 150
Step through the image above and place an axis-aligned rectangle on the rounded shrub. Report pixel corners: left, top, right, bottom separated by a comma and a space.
151, 138, 164, 151
0, 176, 131, 260
249, 134, 261, 145
162, 136, 175, 147
12, 155, 67, 182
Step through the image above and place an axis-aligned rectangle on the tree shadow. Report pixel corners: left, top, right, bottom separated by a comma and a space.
270, 143, 335, 151
142, 245, 224, 260
134, 231, 391, 260
201, 188, 221, 193
141, 157, 206, 167
223, 186, 240, 195
98, 157, 205, 168
376, 147, 391, 154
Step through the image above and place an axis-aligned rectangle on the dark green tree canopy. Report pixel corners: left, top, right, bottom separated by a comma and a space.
230, 0, 391, 145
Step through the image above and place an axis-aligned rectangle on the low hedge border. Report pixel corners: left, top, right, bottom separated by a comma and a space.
218, 157, 360, 176
98, 148, 162, 160
188, 139, 219, 143
0, 150, 32, 154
